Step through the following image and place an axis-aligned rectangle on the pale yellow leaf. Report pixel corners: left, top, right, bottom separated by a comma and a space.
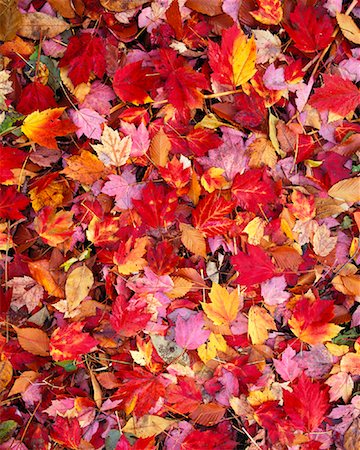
248, 305, 276, 345
312, 223, 337, 257
122, 415, 176, 438
92, 125, 132, 167
336, 13, 360, 45
65, 265, 94, 312
328, 177, 360, 203
180, 223, 207, 258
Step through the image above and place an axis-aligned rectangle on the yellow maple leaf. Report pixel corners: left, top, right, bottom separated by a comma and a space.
248, 305, 276, 345
202, 283, 241, 327
198, 332, 227, 364
231, 30, 257, 87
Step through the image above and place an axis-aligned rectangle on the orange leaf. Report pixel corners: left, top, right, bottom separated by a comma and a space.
248, 305, 276, 345
28, 259, 65, 298
8, 371, 38, 397
33, 206, 74, 247
0, 354, 13, 393
21, 108, 77, 149
13, 326, 50, 357
179, 223, 207, 258
61, 149, 106, 185
202, 282, 241, 327
250, 0, 283, 25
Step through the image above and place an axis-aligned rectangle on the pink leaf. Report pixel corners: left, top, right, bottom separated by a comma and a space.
273, 346, 302, 381
69, 108, 106, 140
175, 312, 210, 350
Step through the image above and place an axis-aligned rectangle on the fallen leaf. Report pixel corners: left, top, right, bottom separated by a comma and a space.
202, 283, 240, 327
92, 125, 132, 167
13, 326, 50, 357
18, 12, 69, 40
0, 354, 13, 392
248, 305, 276, 345
328, 177, 360, 203
65, 265, 94, 312
336, 13, 360, 45
122, 415, 176, 439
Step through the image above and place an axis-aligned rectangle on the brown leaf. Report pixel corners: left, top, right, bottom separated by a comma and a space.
28, 259, 65, 298
247, 136, 277, 169
186, 0, 222, 16
47, 0, 75, 18
0, 354, 13, 393
89, 370, 102, 408
18, 12, 70, 40
0, 0, 22, 41
8, 371, 38, 396
100, 0, 150, 12
96, 372, 120, 389
189, 403, 226, 426
13, 326, 50, 357
344, 417, 360, 450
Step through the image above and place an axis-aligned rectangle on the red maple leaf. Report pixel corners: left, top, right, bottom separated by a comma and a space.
50, 322, 98, 361
132, 182, 178, 229
153, 48, 208, 117
309, 74, 360, 117
50, 417, 81, 449
182, 429, 237, 450
231, 244, 278, 286
283, 373, 330, 432
192, 192, 234, 237
0, 145, 26, 183
113, 60, 158, 105
234, 88, 267, 130
186, 128, 223, 157
0, 186, 29, 220
59, 33, 106, 86
17, 81, 57, 115
166, 376, 202, 414
110, 295, 151, 338
114, 366, 166, 416
231, 168, 277, 213
284, 4, 334, 53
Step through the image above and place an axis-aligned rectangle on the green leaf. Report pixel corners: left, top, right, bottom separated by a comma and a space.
105, 430, 121, 450
0, 421, 17, 443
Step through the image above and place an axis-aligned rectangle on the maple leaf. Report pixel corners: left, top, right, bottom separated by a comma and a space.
17, 81, 57, 115
284, 4, 334, 53
208, 24, 256, 89
80, 81, 115, 115
231, 244, 278, 286
33, 206, 74, 247
132, 182, 178, 229
50, 417, 81, 449
114, 366, 166, 416
231, 168, 277, 213
175, 312, 210, 350
250, 0, 283, 25
153, 48, 208, 116
92, 125, 132, 167
110, 295, 151, 338
50, 322, 98, 361
69, 107, 106, 140
21, 108, 77, 149
113, 60, 156, 104
273, 346, 302, 382
192, 192, 234, 237
283, 373, 330, 432
309, 74, 360, 117
59, 33, 106, 86
0, 186, 29, 220
202, 283, 240, 327
166, 377, 202, 414
113, 236, 149, 275
102, 170, 144, 210
0, 145, 26, 183
288, 297, 342, 345
62, 150, 106, 185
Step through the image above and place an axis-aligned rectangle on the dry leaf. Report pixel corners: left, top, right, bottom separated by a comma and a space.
0, 354, 13, 392
28, 259, 65, 298
248, 305, 276, 345
0, 0, 22, 41
344, 417, 360, 450
186, 0, 222, 16
100, 0, 150, 12
47, 0, 75, 18
336, 13, 360, 45
18, 12, 70, 40
122, 415, 176, 438
149, 128, 171, 167
168, 276, 193, 299
8, 371, 38, 397
92, 125, 132, 167
180, 223, 207, 258
328, 178, 360, 203
65, 265, 94, 312
312, 224, 337, 257
13, 326, 50, 357
89, 369, 103, 408
62, 150, 106, 185
248, 136, 277, 169
189, 403, 226, 426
